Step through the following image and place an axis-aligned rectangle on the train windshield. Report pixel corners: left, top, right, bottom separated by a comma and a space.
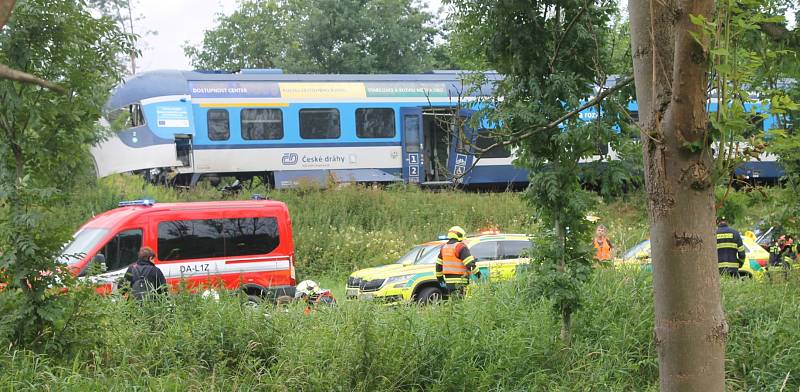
58, 228, 109, 265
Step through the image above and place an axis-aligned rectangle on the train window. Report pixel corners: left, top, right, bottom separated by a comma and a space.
241, 108, 283, 140
474, 129, 511, 159
105, 104, 145, 130
129, 104, 145, 127
207, 109, 230, 141
356, 108, 395, 138
403, 115, 420, 153
628, 110, 639, 123
299, 108, 340, 139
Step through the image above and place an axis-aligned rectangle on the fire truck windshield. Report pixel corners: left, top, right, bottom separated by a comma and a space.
58, 228, 109, 265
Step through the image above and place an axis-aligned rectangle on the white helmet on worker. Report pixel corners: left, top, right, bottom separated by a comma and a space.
295, 279, 321, 298
447, 226, 466, 241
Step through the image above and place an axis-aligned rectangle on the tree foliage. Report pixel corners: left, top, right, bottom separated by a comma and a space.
447, 0, 629, 342
0, 0, 130, 348
185, 0, 449, 73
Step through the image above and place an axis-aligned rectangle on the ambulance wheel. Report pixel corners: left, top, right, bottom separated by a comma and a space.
416, 286, 443, 304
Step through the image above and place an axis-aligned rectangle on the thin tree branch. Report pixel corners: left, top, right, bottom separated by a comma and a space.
549, 6, 588, 73
469, 75, 634, 154
0, 64, 67, 94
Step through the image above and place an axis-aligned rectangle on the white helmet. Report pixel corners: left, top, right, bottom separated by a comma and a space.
295, 280, 320, 298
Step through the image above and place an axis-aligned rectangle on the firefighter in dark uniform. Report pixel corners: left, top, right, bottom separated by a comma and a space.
435, 226, 480, 296
716, 216, 745, 278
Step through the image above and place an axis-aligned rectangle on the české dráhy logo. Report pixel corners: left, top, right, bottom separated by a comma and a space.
282, 153, 299, 165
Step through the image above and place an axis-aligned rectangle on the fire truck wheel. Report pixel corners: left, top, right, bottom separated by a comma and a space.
246, 294, 263, 306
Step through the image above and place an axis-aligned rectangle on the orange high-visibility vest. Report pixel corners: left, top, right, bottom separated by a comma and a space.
594, 238, 612, 261
441, 242, 468, 276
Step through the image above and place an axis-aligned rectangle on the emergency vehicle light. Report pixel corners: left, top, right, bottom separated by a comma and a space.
118, 199, 155, 207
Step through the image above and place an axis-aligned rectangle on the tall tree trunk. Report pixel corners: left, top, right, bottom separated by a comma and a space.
629, 1, 726, 391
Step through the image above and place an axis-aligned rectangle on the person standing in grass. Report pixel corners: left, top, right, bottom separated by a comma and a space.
435, 226, 480, 297
593, 224, 614, 262
716, 216, 745, 278
122, 247, 167, 301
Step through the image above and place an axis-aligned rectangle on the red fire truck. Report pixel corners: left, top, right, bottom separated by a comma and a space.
59, 199, 296, 300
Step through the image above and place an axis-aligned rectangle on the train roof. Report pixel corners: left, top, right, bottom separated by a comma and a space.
107, 69, 506, 110
107, 69, 633, 110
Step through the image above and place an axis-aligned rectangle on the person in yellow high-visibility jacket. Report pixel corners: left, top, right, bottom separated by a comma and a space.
435, 226, 481, 297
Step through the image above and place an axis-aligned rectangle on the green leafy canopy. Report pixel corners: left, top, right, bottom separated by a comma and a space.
184, 0, 453, 73
0, 0, 131, 349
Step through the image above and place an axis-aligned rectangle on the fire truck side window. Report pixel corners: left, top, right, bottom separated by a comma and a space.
224, 217, 280, 257
100, 229, 143, 272
157, 219, 225, 261
157, 217, 279, 261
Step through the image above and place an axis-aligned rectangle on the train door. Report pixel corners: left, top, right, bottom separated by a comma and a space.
447, 109, 476, 183
421, 107, 459, 183
174, 134, 193, 168
400, 108, 423, 183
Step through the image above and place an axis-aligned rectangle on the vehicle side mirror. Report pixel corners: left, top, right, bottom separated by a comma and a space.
91, 254, 107, 273
402, 260, 412, 267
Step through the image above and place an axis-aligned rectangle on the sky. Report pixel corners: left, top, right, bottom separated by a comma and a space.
134, 0, 444, 73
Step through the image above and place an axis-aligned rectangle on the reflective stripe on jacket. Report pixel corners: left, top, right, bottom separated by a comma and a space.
716, 224, 745, 269
435, 240, 475, 285
441, 242, 468, 276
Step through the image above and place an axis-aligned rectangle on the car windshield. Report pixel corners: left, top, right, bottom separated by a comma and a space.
58, 228, 108, 265
415, 245, 442, 265
622, 240, 650, 260
395, 246, 425, 264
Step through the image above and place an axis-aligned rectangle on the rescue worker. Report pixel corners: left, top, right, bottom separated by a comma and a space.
716, 216, 745, 278
435, 226, 480, 297
768, 235, 794, 274
122, 247, 167, 300
295, 280, 336, 314
593, 224, 614, 262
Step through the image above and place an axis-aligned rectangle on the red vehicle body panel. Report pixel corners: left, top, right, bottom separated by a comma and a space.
68, 200, 296, 297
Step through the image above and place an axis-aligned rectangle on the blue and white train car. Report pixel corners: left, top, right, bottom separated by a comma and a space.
93, 69, 784, 188
93, 69, 529, 188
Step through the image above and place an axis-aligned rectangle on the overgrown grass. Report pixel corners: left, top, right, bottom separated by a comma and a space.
3, 175, 796, 390
1, 270, 798, 390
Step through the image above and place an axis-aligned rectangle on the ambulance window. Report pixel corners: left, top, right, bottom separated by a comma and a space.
100, 229, 143, 272
500, 240, 532, 259
469, 241, 499, 261
224, 217, 280, 256
158, 219, 225, 261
